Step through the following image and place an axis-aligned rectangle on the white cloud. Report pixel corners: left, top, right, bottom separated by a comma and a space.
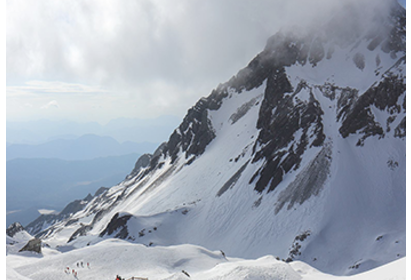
7, 80, 109, 96
6, 0, 395, 122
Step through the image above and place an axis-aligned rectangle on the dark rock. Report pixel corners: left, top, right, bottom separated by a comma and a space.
60, 199, 88, 217
229, 95, 261, 124
252, 78, 325, 193
339, 67, 405, 143
287, 231, 311, 261
127, 153, 153, 179
99, 212, 132, 239
19, 238, 42, 254
165, 96, 217, 165
68, 225, 93, 243
7, 222, 25, 237
148, 142, 168, 170
83, 193, 93, 202
94, 187, 109, 197
394, 117, 406, 138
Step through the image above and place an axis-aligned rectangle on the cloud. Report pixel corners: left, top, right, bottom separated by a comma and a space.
6, 0, 397, 122
7, 80, 109, 97
41, 100, 60, 110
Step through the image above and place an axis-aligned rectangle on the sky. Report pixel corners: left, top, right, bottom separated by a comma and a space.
6, 0, 406, 124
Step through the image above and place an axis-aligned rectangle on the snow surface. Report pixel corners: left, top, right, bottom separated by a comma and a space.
6, 239, 406, 280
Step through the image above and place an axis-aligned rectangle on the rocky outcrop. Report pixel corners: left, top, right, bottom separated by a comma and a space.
7, 222, 25, 237
339, 59, 406, 145
251, 78, 325, 193
165, 97, 218, 164
19, 238, 42, 254
126, 1, 405, 196
126, 153, 152, 179
68, 225, 93, 243
99, 212, 132, 239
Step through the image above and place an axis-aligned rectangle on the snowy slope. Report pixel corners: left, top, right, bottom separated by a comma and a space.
12, 0, 405, 278
6, 239, 406, 280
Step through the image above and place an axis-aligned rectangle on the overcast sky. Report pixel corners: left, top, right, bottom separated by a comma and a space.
6, 0, 406, 124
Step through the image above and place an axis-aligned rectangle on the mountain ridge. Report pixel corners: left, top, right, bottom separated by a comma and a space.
15, 1, 405, 276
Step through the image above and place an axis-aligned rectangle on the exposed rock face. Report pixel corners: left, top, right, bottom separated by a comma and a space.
94, 187, 109, 197
123, 0, 406, 194
339, 58, 406, 145
205, 31, 328, 195
68, 225, 93, 243
19, 238, 42, 254
7, 222, 25, 237
251, 77, 325, 193
127, 153, 152, 179
99, 213, 132, 239
166, 97, 219, 164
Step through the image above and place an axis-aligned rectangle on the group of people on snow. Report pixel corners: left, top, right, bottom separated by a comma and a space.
64, 261, 90, 278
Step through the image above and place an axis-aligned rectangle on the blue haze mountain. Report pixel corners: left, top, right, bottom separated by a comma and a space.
6, 116, 181, 145
6, 154, 141, 226
6, 134, 157, 161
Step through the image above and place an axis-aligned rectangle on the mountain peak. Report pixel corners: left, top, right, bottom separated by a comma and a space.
6, 222, 25, 238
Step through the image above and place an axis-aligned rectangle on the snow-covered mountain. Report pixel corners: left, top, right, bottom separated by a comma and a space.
8, 0, 405, 278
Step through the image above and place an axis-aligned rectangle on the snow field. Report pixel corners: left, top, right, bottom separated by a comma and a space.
7, 239, 406, 280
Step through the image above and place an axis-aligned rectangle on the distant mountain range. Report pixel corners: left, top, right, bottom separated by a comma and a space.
6, 134, 158, 161
6, 153, 141, 226
6, 116, 181, 145
6, 133, 158, 227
